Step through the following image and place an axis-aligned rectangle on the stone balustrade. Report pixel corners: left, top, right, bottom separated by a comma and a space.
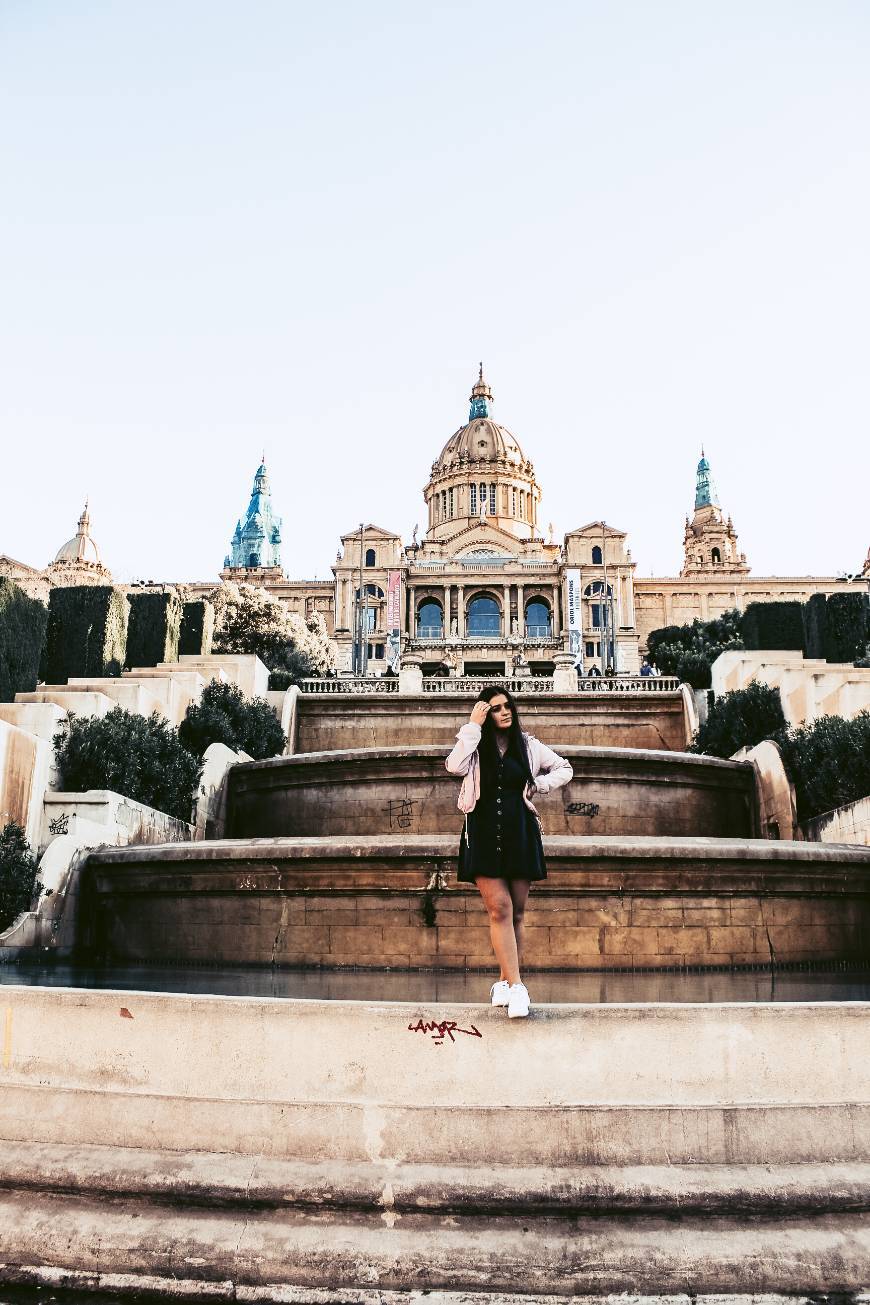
301, 674, 680, 695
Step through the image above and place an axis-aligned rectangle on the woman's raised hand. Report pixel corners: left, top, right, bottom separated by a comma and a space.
470, 701, 491, 727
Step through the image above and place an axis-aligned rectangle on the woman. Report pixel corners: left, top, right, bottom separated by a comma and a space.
445, 685, 572, 1018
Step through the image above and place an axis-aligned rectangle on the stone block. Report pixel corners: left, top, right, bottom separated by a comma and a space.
603, 926, 661, 956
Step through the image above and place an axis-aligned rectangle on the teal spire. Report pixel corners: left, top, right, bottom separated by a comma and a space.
695, 448, 719, 510
224, 457, 283, 571
468, 362, 493, 420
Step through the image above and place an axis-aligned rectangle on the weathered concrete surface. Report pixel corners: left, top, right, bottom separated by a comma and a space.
1, 988, 869, 1169
0, 990, 869, 1294
78, 835, 870, 969
226, 746, 758, 840
41, 789, 192, 854
0, 717, 53, 849
804, 794, 870, 848
294, 692, 689, 754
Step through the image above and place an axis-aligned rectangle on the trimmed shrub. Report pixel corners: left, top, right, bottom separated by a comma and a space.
125, 592, 182, 669
802, 593, 828, 661
778, 711, 870, 823
689, 682, 788, 759
825, 592, 870, 664
0, 579, 49, 702
41, 586, 128, 684
54, 708, 200, 822
0, 822, 40, 932
179, 600, 215, 657
178, 681, 285, 760
740, 601, 804, 652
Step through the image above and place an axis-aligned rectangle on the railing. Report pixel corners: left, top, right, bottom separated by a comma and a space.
524, 625, 552, 638
298, 674, 680, 695
300, 678, 399, 694
416, 627, 444, 639
422, 676, 555, 695
577, 676, 680, 693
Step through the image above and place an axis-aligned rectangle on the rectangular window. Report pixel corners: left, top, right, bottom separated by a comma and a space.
585, 641, 595, 658
375, 643, 384, 660
489, 484, 496, 514
512, 488, 517, 516
519, 494, 524, 519
449, 488, 454, 517
592, 603, 602, 628
470, 484, 477, 515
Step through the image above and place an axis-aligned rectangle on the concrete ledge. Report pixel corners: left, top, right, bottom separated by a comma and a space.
3, 1140, 870, 1215
1, 1191, 869, 1295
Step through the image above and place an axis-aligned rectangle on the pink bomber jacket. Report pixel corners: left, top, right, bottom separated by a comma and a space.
445, 721, 573, 817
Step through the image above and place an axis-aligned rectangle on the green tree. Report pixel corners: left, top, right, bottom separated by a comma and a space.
0, 822, 40, 932
54, 708, 201, 823
179, 681, 285, 760
689, 682, 788, 759
647, 609, 743, 688
778, 711, 870, 823
208, 582, 335, 685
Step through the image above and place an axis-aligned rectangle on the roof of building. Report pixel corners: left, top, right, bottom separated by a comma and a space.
52, 502, 103, 566
432, 366, 527, 473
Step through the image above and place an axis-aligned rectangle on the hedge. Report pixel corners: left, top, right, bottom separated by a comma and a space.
802, 593, 829, 661
0, 579, 49, 702
0, 821, 40, 932
41, 586, 128, 684
825, 592, 870, 664
53, 707, 200, 822
179, 600, 215, 657
740, 601, 805, 652
125, 592, 182, 669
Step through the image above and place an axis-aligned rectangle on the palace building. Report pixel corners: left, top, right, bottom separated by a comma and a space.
2, 368, 866, 674
219, 367, 867, 676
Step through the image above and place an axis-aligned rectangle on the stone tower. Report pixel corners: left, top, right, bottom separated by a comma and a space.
680, 451, 749, 577
223, 459, 283, 577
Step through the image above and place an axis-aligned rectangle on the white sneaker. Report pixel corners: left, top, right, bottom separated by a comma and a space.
507, 982, 531, 1019
490, 980, 510, 1007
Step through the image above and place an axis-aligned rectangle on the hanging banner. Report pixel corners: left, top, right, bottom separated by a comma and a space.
386, 569, 402, 670
565, 569, 583, 667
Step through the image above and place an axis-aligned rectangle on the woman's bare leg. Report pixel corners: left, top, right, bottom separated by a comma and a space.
508, 879, 531, 970
475, 877, 520, 985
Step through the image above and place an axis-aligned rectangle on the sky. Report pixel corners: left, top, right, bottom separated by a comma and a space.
1, 0, 868, 584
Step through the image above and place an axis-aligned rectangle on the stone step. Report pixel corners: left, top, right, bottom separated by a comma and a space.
3, 1141, 870, 1216
0, 1187, 868, 1296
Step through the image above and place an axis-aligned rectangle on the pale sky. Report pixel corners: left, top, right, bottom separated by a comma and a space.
1, 1, 868, 584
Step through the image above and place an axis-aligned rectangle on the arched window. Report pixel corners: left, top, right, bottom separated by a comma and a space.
417, 599, 443, 638
365, 548, 376, 567
248, 552, 259, 567
591, 545, 603, 565
711, 547, 721, 564
525, 599, 551, 637
467, 594, 501, 638
583, 581, 612, 598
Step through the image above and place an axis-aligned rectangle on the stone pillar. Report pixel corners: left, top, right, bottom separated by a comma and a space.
552, 651, 578, 693
517, 583, 525, 637
699, 588, 710, 621
458, 584, 465, 637
444, 584, 451, 636
503, 584, 511, 638
399, 653, 424, 694
552, 584, 561, 637
408, 585, 416, 637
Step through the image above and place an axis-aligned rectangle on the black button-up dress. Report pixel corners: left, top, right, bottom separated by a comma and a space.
458, 750, 547, 884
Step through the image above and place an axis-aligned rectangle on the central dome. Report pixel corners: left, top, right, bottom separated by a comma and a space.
432, 366, 527, 473
53, 503, 102, 565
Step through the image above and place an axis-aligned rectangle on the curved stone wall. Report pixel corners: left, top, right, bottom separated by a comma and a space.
81, 835, 870, 970
226, 745, 758, 840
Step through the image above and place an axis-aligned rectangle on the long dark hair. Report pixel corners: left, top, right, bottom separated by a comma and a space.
475, 684, 533, 783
